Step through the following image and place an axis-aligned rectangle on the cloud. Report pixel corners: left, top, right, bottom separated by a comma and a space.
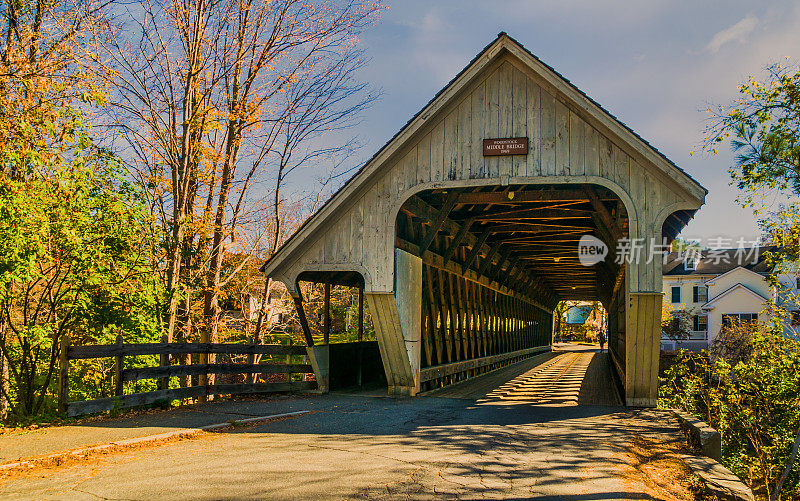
706, 15, 759, 53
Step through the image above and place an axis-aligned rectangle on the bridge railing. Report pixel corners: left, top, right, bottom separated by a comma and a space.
58, 335, 316, 417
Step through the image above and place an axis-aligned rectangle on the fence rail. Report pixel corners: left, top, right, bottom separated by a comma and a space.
67, 342, 305, 359
58, 335, 316, 417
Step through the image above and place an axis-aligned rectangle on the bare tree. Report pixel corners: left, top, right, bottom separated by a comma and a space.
94, 0, 380, 372
199, 1, 379, 374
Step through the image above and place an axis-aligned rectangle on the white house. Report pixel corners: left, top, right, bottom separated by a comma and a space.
660, 247, 776, 351
774, 262, 800, 336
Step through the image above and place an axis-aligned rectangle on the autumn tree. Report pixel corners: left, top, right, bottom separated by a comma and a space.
0, 0, 166, 418
96, 0, 380, 361
703, 62, 800, 501
704, 64, 800, 261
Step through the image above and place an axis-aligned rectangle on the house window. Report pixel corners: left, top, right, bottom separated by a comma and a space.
671, 286, 681, 303
692, 315, 708, 332
692, 286, 708, 303
690, 315, 708, 339
722, 313, 758, 328
684, 258, 695, 271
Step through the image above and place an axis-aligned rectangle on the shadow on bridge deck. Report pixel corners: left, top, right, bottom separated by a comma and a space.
423, 343, 623, 406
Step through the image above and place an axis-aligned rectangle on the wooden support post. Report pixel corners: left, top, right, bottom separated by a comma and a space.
293, 294, 315, 347
114, 334, 124, 397
472, 281, 481, 358
436, 269, 452, 363
456, 276, 468, 361
483, 284, 490, 358
323, 283, 331, 345
493, 291, 500, 355
357, 340, 363, 389
425, 265, 442, 365
447, 272, 460, 361
499, 294, 506, 354
480, 287, 489, 357
58, 334, 70, 414
421, 292, 433, 368
585, 187, 622, 241
489, 249, 513, 283
159, 334, 170, 390
358, 286, 364, 342
464, 279, 473, 361
477, 243, 501, 278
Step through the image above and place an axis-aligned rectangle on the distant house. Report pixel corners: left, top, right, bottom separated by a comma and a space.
774, 261, 800, 335
564, 305, 593, 324
661, 247, 774, 352
241, 287, 295, 326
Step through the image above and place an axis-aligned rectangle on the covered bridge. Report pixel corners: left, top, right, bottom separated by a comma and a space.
262, 33, 706, 407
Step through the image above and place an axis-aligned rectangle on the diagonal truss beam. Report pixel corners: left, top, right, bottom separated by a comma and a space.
418, 190, 460, 254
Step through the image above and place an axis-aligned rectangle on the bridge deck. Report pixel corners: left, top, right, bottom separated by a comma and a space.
425, 343, 623, 406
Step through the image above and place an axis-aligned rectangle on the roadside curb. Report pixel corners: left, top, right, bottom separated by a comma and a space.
671, 408, 722, 461
680, 454, 755, 501
670, 409, 754, 501
0, 410, 311, 473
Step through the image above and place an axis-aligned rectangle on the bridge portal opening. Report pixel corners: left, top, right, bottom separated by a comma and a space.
293, 271, 387, 392
395, 184, 629, 395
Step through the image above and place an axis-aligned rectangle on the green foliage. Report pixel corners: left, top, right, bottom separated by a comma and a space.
0, 114, 165, 418
661, 306, 692, 342
704, 64, 800, 259
705, 65, 800, 198
697, 60, 800, 501
659, 326, 800, 500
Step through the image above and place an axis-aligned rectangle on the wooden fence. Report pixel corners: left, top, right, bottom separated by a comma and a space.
58, 335, 316, 417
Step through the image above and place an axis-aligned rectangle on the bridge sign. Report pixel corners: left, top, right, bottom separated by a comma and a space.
482, 137, 528, 156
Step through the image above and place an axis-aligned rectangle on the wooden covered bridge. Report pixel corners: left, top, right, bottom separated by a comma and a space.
262, 33, 706, 407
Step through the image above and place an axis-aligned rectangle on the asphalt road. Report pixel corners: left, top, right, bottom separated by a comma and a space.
0, 348, 689, 500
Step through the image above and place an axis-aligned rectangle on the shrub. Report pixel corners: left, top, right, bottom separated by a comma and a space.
659, 322, 800, 500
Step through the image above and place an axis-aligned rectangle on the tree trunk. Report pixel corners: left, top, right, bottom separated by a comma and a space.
774, 426, 800, 501
0, 328, 8, 422
200, 135, 238, 390
164, 239, 183, 342
253, 277, 273, 343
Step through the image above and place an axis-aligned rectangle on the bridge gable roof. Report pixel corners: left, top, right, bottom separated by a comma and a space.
263, 32, 706, 279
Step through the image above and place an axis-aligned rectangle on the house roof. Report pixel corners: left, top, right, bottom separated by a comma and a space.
702, 282, 769, 309
774, 261, 800, 275
262, 32, 707, 278
663, 247, 776, 277
704, 265, 768, 286
564, 305, 593, 324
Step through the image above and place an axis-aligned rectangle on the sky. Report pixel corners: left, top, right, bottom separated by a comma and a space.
328, 0, 800, 245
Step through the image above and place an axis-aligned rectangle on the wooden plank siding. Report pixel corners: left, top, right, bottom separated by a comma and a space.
274, 55, 696, 295
263, 36, 705, 405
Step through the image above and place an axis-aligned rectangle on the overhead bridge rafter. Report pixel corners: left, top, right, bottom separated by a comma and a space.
398, 185, 628, 303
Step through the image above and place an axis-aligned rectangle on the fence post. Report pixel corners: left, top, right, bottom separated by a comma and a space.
114, 334, 124, 397
159, 334, 169, 391
246, 334, 258, 385
287, 338, 293, 384
58, 334, 70, 414
323, 282, 331, 345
